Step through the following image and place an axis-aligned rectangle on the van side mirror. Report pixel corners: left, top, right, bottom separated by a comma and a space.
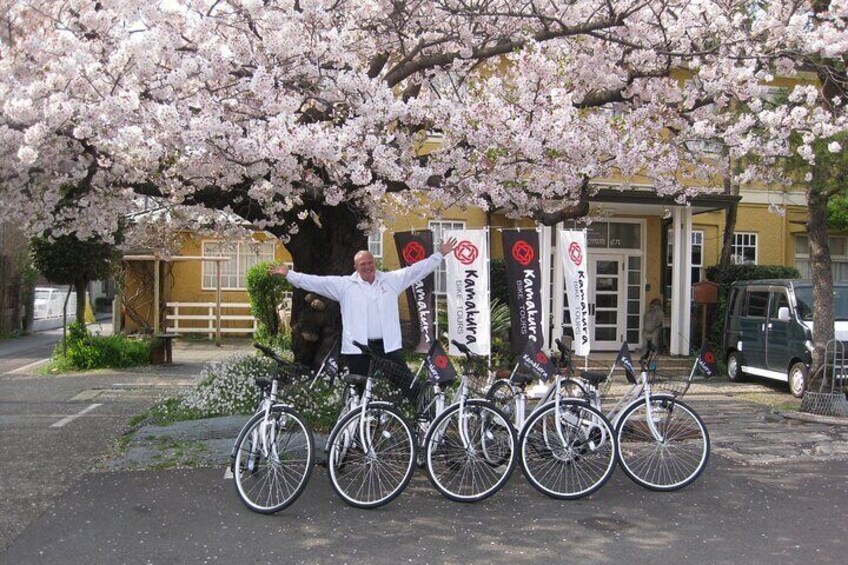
777, 307, 791, 322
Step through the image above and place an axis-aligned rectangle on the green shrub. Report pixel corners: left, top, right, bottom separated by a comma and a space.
490, 259, 509, 305
246, 261, 291, 347
52, 323, 150, 370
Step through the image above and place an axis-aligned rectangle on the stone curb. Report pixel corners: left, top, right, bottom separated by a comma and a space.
780, 410, 848, 426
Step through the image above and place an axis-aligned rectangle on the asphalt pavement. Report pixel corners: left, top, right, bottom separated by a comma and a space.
1, 457, 846, 564
1, 334, 847, 564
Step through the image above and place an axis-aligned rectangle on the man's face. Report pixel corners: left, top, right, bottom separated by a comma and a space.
355, 252, 376, 283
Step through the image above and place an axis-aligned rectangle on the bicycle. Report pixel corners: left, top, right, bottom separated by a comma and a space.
420, 340, 516, 502
485, 343, 617, 500
230, 343, 316, 514
325, 341, 417, 509
557, 340, 711, 492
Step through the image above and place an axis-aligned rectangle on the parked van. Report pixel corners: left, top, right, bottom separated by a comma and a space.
723, 279, 848, 397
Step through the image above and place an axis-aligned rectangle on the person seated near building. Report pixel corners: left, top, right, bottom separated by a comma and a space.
643, 298, 664, 353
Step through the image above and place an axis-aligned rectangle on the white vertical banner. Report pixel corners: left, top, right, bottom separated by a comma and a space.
559, 230, 591, 357
445, 228, 491, 356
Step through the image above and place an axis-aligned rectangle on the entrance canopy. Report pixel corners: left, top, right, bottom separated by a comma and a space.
547, 188, 739, 356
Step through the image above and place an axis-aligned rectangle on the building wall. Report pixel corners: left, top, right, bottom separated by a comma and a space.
119, 195, 817, 337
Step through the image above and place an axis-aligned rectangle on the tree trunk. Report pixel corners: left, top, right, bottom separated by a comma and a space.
21, 280, 34, 334
718, 155, 739, 276
275, 203, 366, 365
807, 188, 834, 379
74, 279, 87, 326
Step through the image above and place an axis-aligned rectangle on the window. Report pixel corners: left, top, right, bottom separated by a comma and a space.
745, 291, 769, 318
796, 235, 848, 282
732, 232, 758, 265
202, 240, 275, 290
769, 292, 790, 319
666, 230, 704, 293
368, 229, 383, 259
429, 220, 465, 294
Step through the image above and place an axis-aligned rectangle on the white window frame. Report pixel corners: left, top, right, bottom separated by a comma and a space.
368, 228, 384, 259
202, 240, 276, 291
666, 229, 704, 283
732, 232, 758, 265
796, 235, 848, 281
429, 219, 465, 295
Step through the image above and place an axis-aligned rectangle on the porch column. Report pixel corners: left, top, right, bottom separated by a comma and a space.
670, 207, 693, 355
539, 224, 552, 348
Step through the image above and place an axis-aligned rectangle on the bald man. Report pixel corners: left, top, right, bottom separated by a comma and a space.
270, 237, 457, 400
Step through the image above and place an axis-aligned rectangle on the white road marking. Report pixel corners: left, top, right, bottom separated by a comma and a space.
50, 403, 103, 428
5, 358, 51, 375
223, 467, 234, 480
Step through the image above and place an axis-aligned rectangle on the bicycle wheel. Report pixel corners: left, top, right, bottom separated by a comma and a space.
424, 400, 516, 502
232, 407, 315, 514
327, 404, 416, 509
519, 399, 616, 500
486, 379, 517, 429
616, 396, 710, 491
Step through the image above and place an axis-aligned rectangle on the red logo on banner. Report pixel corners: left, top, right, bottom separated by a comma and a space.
435, 355, 448, 369
536, 351, 549, 365
402, 241, 426, 264
512, 240, 535, 266
568, 242, 583, 266
455, 241, 479, 265
704, 351, 715, 364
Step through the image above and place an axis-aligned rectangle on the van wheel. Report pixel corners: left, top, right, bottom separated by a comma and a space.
788, 363, 807, 398
727, 351, 745, 382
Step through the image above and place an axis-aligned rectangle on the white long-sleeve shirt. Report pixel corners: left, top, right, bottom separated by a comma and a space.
286, 252, 444, 355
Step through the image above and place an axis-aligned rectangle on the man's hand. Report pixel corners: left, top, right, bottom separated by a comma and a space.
439, 237, 458, 256
268, 263, 289, 278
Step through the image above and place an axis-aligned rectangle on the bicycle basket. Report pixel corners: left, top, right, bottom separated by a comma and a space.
647, 369, 692, 398
368, 355, 419, 408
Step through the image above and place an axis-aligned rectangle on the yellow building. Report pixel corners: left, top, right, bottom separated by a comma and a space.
121, 182, 827, 357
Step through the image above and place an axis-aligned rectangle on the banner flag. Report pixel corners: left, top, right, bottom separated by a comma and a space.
423, 341, 458, 384
696, 342, 719, 378
615, 342, 635, 378
394, 230, 436, 353
445, 229, 491, 356
559, 230, 591, 357
517, 339, 555, 382
502, 229, 544, 354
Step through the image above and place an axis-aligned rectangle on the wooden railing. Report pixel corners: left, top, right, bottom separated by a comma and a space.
165, 302, 256, 336
165, 292, 292, 337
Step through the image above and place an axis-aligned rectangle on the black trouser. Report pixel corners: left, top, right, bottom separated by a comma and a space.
342, 339, 420, 403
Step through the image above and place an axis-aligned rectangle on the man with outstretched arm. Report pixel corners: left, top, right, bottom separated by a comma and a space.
269, 237, 458, 401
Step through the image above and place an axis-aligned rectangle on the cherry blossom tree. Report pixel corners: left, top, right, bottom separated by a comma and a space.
1, 1, 846, 358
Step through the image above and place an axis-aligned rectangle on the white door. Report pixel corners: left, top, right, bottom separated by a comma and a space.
589, 254, 626, 350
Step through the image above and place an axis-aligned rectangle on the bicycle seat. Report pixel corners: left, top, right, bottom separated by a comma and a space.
343, 373, 368, 387
511, 373, 535, 386
579, 371, 607, 386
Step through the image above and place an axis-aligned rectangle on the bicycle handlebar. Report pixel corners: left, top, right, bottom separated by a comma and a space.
352, 340, 372, 355
450, 340, 473, 358
253, 343, 312, 376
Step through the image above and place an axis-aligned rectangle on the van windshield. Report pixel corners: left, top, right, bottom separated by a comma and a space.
794, 286, 848, 322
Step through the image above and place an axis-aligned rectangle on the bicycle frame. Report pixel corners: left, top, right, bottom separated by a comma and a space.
581, 350, 703, 444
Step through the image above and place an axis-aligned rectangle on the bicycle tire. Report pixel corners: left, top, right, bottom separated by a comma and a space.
232, 407, 315, 514
486, 379, 517, 429
518, 399, 616, 500
327, 404, 416, 509
424, 400, 517, 503
616, 396, 710, 491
